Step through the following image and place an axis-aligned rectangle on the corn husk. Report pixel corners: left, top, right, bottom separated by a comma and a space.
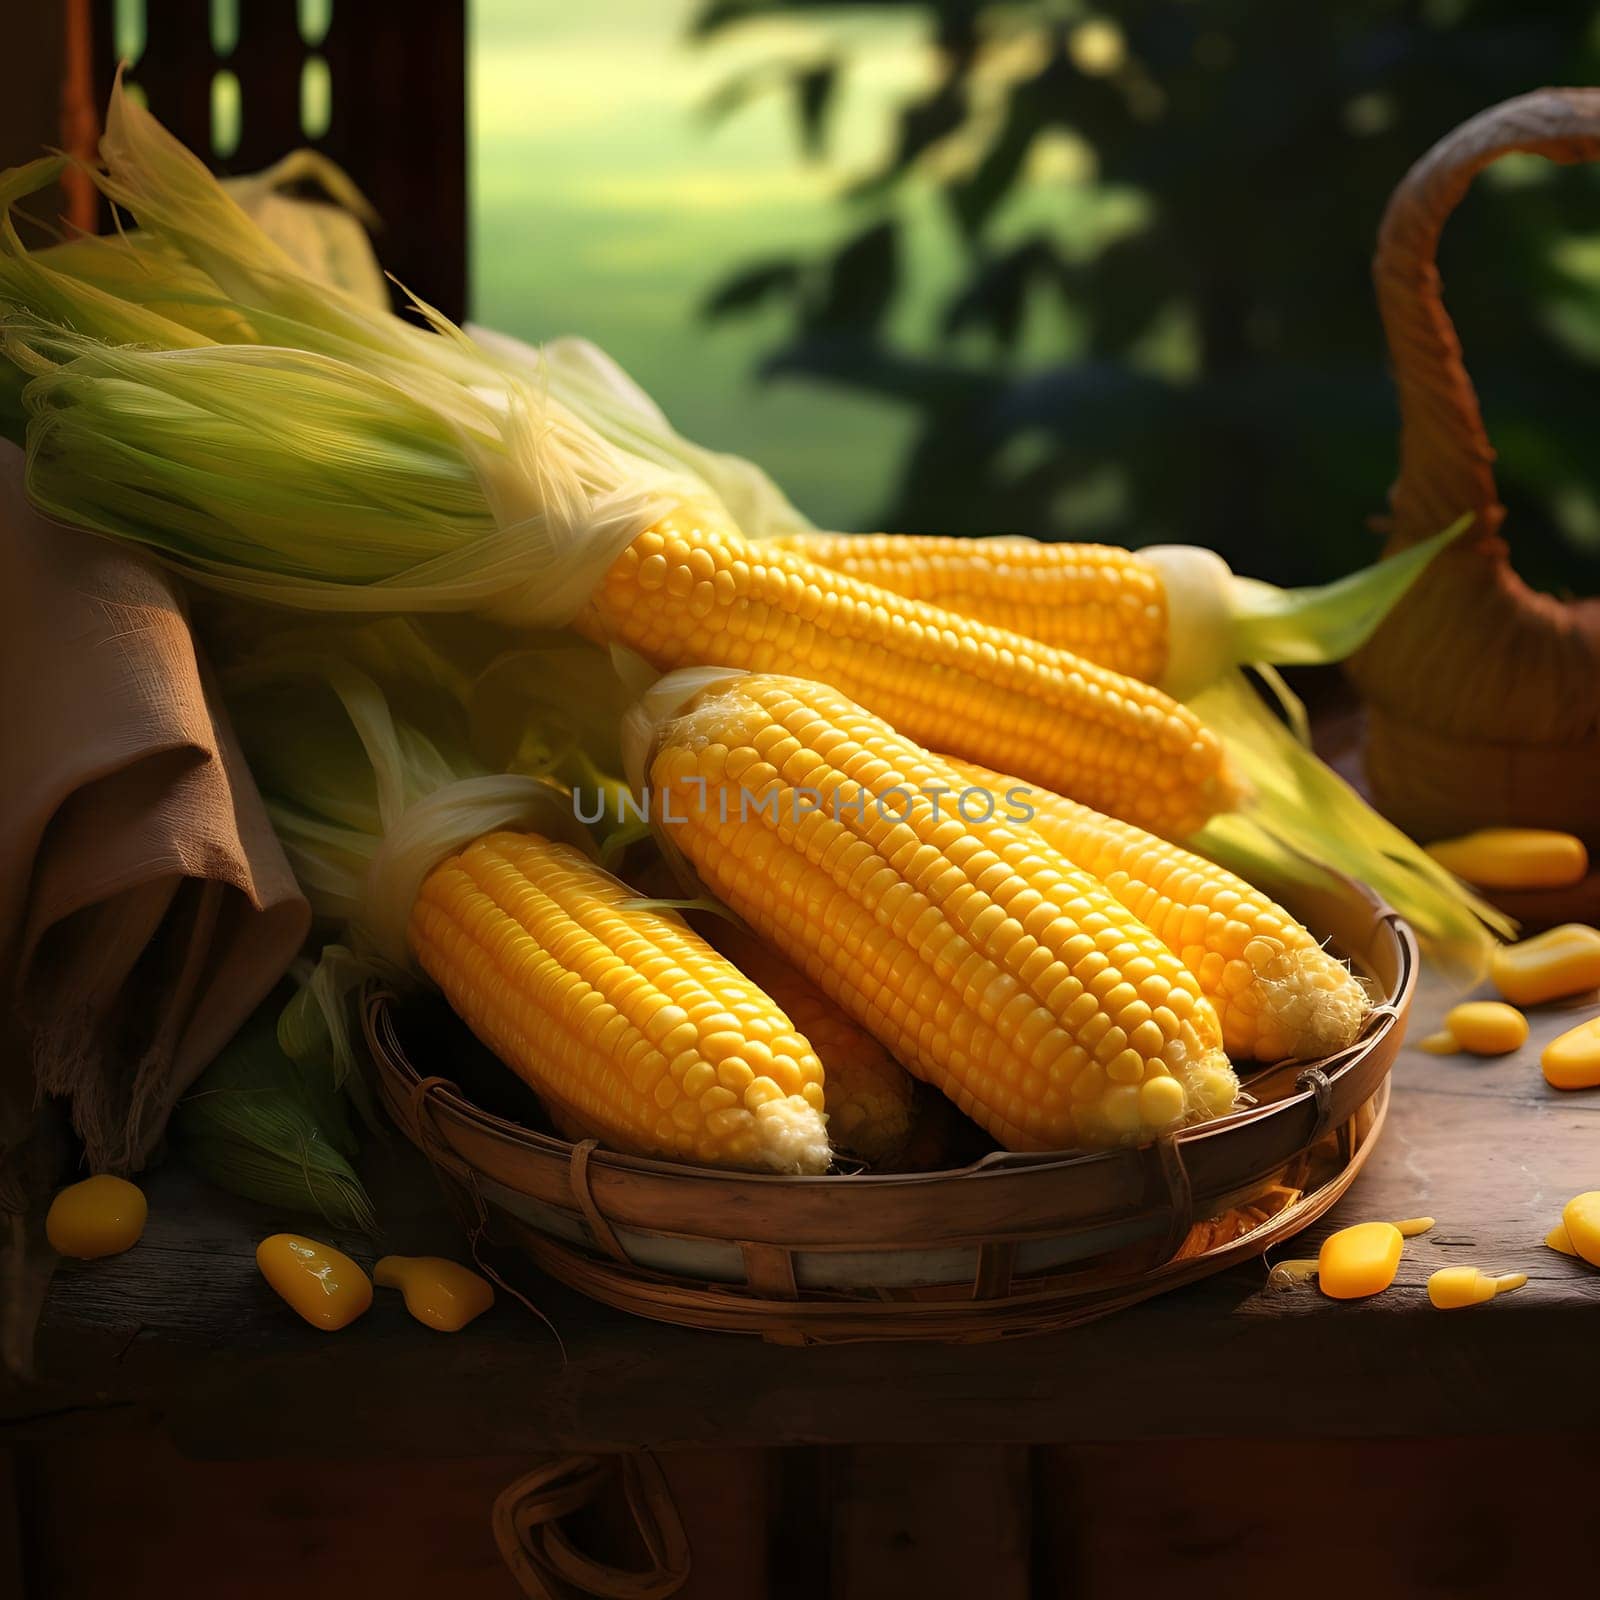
173, 994, 374, 1231
483, 328, 814, 542
1, 82, 672, 623
1190, 670, 1511, 983
229, 655, 592, 950
222, 635, 602, 1085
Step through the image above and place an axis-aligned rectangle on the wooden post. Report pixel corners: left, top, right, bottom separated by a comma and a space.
60, 0, 99, 230
0, 1448, 27, 1599
830, 1445, 1032, 1599
0, 2, 67, 221
88, 0, 469, 320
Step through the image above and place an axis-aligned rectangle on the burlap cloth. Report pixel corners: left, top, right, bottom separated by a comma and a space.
0, 442, 308, 1188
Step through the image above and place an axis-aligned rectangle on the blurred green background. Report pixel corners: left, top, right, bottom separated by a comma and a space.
471, 0, 927, 534
472, 1, 1600, 588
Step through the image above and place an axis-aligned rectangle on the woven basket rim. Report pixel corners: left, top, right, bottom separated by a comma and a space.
367, 981, 1407, 1189
363, 871, 1414, 1214
489, 1079, 1391, 1343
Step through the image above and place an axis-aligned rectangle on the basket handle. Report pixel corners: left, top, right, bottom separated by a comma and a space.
1376, 88, 1600, 550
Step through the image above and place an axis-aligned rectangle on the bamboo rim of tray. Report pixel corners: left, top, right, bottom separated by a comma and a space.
471, 1080, 1387, 1345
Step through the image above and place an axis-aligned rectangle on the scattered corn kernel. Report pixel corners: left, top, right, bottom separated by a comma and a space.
373, 1255, 495, 1333
1426, 828, 1588, 890
1271, 1220, 1432, 1296
1417, 1030, 1458, 1055
1317, 1221, 1405, 1299
1491, 924, 1600, 1007
1427, 1267, 1527, 1309
1545, 1221, 1578, 1256
256, 1233, 373, 1331
44, 1175, 147, 1260
1267, 1258, 1318, 1291
1541, 1016, 1600, 1091
1442, 1001, 1527, 1056
1560, 1192, 1600, 1266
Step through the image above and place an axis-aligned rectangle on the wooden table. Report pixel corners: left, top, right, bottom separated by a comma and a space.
5, 992, 1599, 1597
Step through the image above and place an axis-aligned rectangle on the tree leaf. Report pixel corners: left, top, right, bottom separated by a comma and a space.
807, 219, 900, 332
702, 258, 805, 320
689, 0, 768, 41
943, 238, 1066, 349
795, 62, 839, 158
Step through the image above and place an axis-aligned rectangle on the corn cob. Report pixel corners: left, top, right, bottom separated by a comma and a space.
408, 830, 831, 1174
768, 532, 1169, 681
584, 511, 1235, 841
947, 761, 1370, 1062
879, 1085, 976, 1174
629, 671, 1238, 1152
611, 853, 919, 1163
704, 922, 916, 1165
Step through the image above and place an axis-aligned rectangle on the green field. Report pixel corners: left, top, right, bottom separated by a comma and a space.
469, 0, 941, 530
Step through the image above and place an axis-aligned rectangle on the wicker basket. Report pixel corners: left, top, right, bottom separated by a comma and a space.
1350, 88, 1600, 883
365, 866, 1415, 1345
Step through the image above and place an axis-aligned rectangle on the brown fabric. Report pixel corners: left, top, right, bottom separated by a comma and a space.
0, 442, 309, 1177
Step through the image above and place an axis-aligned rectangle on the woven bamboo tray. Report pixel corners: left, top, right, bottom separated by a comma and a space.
365, 862, 1415, 1345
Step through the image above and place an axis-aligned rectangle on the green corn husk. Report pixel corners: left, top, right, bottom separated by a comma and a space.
222, 631, 607, 1081
221, 151, 388, 308
481, 327, 814, 542
0, 145, 384, 438
174, 994, 374, 1231
1189, 670, 1512, 984
210, 606, 635, 831
2, 86, 670, 620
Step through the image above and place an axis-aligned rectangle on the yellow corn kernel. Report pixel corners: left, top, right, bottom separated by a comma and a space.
1267, 1258, 1318, 1290
1426, 1267, 1527, 1309
1442, 1001, 1527, 1056
1545, 1222, 1578, 1257
1276, 1219, 1431, 1295
257, 1233, 372, 1331
1395, 1217, 1437, 1236
373, 1255, 494, 1332
588, 511, 1236, 840
1417, 1030, 1459, 1055
706, 923, 915, 1164
408, 831, 829, 1175
767, 532, 1171, 683
45, 1175, 147, 1260
1561, 1192, 1600, 1265
1541, 1016, 1600, 1090
1491, 924, 1600, 1007
1426, 828, 1588, 890
950, 760, 1370, 1061
1317, 1221, 1405, 1299
638, 672, 1237, 1154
